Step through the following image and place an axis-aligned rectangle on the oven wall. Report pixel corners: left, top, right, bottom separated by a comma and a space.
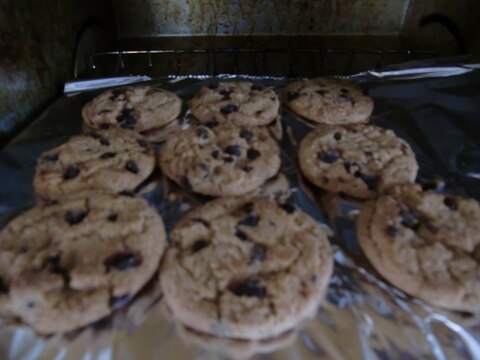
114, 0, 409, 37
0, 0, 115, 145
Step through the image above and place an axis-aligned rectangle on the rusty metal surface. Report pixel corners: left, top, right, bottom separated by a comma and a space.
0, 0, 114, 146
114, 0, 410, 37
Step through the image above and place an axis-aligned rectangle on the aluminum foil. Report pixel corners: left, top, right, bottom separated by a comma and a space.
1, 64, 480, 359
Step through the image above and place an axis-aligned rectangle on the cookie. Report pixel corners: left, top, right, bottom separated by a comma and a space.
82, 86, 182, 132
298, 124, 418, 199
160, 196, 333, 340
285, 78, 373, 124
357, 184, 480, 312
34, 128, 155, 200
189, 82, 280, 126
158, 123, 281, 196
0, 191, 166, 334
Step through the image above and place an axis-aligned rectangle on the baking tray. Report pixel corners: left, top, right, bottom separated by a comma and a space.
1, 63, 480, 359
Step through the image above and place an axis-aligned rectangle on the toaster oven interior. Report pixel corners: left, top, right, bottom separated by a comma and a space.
2, 0, 480, 145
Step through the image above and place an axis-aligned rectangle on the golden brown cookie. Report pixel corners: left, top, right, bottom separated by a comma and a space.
298, 124, 418, 199
189, 82, 279, 126
34, 128, 155, 200
160, 196, 333, 340
285, 78, 373, 124
0, 191, 166, 334
158, 123, 281, 196
358, 184, 480, 312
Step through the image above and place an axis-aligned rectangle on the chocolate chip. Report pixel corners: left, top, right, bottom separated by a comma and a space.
107, 213, 118, 222
334, 132, 342, 140
207, 83, 218, 89
317, 150, 340, 163
247, 149, 261, 160
224, 156, 234, 163
212, 150, 220, 159
235, 229, 248, 241
119, 191, 136, 197
238, 214, 260, 227
109, 294, 132, 309
42, 153, 59, 163
287, 91, 300, 102
251, 84, 264, 91
365, 151, 373, 158
195, 162, 210, 173
316, 90, 327, 96
240, 129, 254, 142
310, 274, 317, 282
191, 218, 210, 227
99, 124, 110, 130
444, 197, 458, 211
354, 172, 379, 191
219, 89, 232, 100
385, 225, 397, 236
65, 210, 87, 225
63, 165, 80, 180
241, 202, 255, 213
104, 252, 142, 272
192, 240, 209, 252
358, 173, 378, 190
116, 108, 136, 125
224, 145, 241, 156
229, 279, 266, 299
340, 88, 349, 93
125, 160, 139, 174
100, 152, 116, 159
242, 165, 253, 172
0, 277, 8, 294
280, 198, 296, 213
204, 120, 220, 128
182, 176, 193, 191
249, 244, 267, 264
400, 209, 420, 230
196, 127, 209, 139
45, 254, 66, 277
27, 302, 35, 308
99, 137, 110, 146
138, 139, 148, 148
340, 93, 356, 106
220, 104, 238, 115
89, 132, 101, 139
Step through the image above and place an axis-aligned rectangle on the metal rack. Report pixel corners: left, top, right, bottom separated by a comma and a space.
82, 48, 437, 79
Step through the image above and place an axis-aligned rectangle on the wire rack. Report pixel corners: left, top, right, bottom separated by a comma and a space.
81, 48, 437, 79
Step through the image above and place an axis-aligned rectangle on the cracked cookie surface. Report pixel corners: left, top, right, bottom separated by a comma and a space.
34, 128, 155, 200
160, 196, 333, 340
357, 184, 480, 312
82, 86, 181, 132
158, 123, 281, 196
285, 78, 373, 124
298, 124, 418, 199
0, 191, 166, 334
189, 82, 280, 126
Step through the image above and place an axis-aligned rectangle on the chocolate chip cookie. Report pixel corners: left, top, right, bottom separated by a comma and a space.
158, 123, 281, 196
82, 86, 182, 132
160, 196, 333, 340
189, 82, 280, 126
298, 124, 418, 198
285, 78, 373, 124
357, 184, 480, 312
0, 191, 166, 334
34, 128, 155, 200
